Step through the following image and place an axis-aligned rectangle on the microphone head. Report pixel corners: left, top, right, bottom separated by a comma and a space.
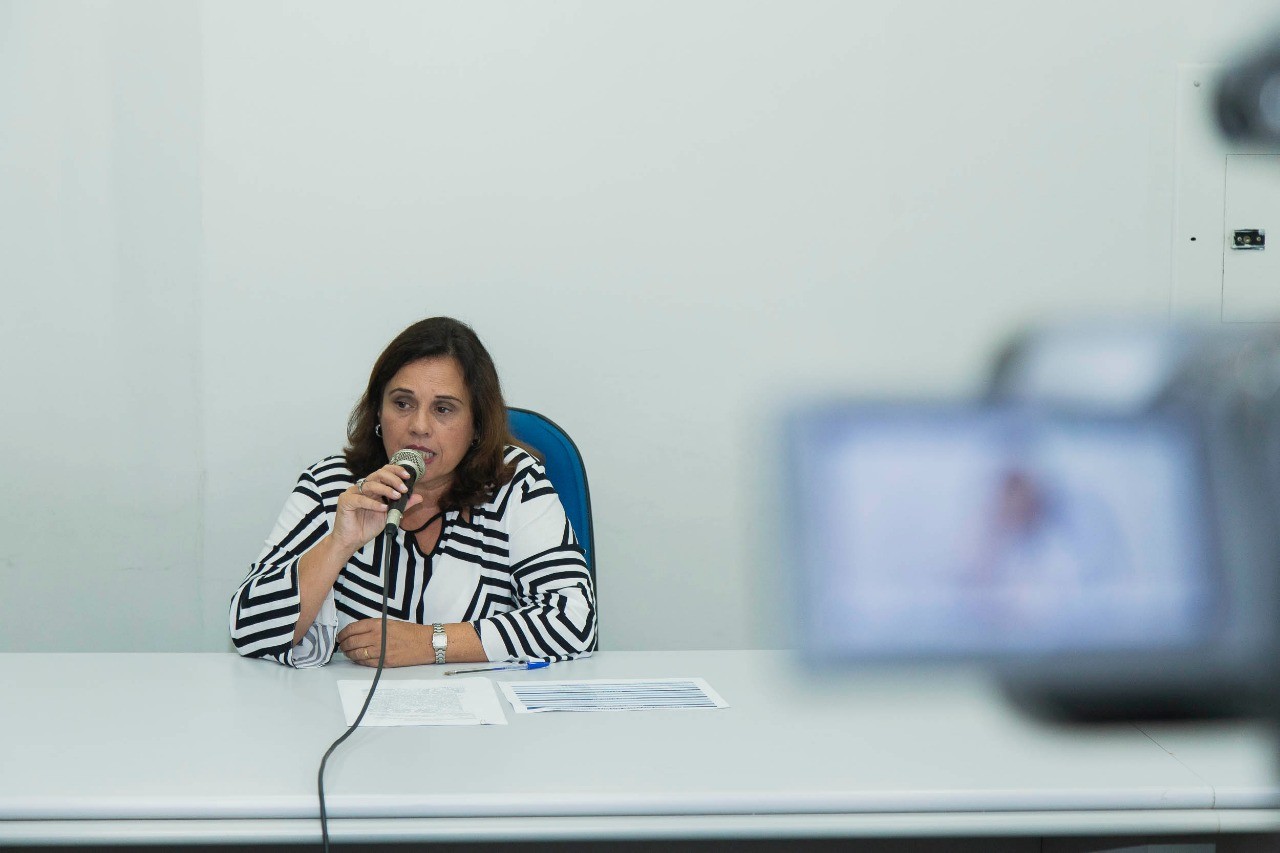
388, 448, 426, 479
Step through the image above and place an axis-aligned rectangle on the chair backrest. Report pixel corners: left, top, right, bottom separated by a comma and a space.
506, 408, 595, 581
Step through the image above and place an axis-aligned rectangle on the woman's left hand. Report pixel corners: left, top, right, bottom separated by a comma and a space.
336, 619, 430, 667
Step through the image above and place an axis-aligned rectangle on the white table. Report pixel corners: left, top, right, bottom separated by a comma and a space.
1, 650, 1278, 846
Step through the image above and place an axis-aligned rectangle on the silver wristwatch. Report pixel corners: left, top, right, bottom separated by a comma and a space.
431, 623, 447, 664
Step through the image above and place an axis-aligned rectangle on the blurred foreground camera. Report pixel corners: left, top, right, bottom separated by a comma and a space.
1217, 29, 1280, 148
788, 323, 1280, 722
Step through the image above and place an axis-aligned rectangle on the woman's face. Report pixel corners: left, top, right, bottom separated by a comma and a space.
378, 356, 476, 496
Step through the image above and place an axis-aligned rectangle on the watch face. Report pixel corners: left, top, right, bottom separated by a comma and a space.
433, 633, 447, 649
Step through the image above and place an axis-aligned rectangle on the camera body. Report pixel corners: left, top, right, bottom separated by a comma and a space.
990, 324, 1280, 720
788, 324, 1280, 721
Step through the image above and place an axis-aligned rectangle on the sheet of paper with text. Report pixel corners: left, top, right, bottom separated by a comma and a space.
337, 677, 507, 726
499, 678, 728, 713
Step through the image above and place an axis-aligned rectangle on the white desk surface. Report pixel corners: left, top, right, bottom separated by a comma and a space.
1, 650, 1278, 845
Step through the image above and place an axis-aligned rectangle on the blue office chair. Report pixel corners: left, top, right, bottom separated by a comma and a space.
506, 408, 595, 584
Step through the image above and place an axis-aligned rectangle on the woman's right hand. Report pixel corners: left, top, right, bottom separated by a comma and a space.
329, 464, 423, 554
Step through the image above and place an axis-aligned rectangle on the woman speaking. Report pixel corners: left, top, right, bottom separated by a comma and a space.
229, 317, 596, 668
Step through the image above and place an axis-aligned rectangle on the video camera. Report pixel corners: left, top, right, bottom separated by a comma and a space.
788, 323, 1280, 721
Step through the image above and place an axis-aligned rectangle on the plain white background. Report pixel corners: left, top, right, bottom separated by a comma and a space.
0, 0, 1270, 653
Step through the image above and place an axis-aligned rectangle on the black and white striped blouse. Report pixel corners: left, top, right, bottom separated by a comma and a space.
229, 446, 596, 667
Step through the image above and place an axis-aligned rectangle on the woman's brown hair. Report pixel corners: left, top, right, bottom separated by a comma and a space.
344, 317, 516, 510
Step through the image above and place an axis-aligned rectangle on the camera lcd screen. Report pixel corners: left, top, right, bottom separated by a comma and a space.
789, 406, 1218, 662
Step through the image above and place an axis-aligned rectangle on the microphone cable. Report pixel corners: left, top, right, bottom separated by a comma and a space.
316, 531, 393, 853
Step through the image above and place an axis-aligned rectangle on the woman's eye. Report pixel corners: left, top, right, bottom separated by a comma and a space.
436, 405, 453, 415
394, 400, 411, 410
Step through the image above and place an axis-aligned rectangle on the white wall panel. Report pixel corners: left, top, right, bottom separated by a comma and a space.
0, 0, 204, 650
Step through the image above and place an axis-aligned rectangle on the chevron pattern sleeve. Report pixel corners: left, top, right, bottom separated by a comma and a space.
228, 459, 339, 666
473, 452, 597, 662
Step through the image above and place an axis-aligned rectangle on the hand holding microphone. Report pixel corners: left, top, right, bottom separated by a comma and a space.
383, 449, 426, 533
332, 449, 426, 552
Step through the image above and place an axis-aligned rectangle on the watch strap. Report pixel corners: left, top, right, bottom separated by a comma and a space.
431, 623, 447, 665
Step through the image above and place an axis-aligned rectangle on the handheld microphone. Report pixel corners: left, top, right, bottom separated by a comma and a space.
385, 449, 426, 533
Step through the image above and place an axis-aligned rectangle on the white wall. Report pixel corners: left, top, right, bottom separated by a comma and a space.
1, 1, 204, 649
0, 0, 1269, 652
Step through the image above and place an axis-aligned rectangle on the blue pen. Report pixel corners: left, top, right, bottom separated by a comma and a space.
442, 661, 550, 676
